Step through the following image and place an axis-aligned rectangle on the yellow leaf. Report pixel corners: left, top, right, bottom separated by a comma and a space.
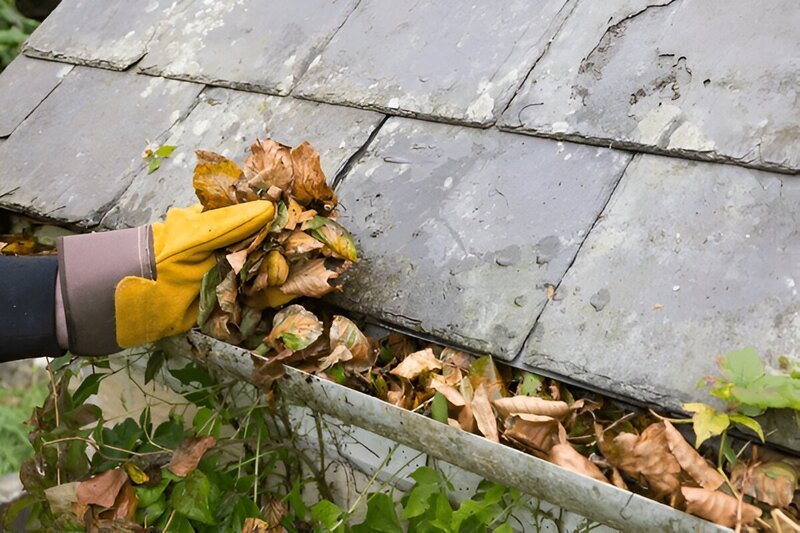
266, 304, 323, 351
682, 402, 730, 448
123, 463, 149, 485
309, 219, 358, 262
329, 316, 375, 372
193, 155, 243, 210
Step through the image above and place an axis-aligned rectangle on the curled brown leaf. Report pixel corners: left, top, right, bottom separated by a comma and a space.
290, 141, 336, 209
76, 468, 128, 509
663, 420, 724, 490
168, 436, 217, 477
492, 396, 570, 420
732, 461, 798, 508
280, 258, 350, 298
549, 443, 609, 483
504, 414, 562, 453
472, 384, 499, 443
681, 487, 762, 528
284, 231, 324, 256
266, 304, 323, 352
329, 316, 376, 372
389, 348, 443, 380
244, 138, 294, 193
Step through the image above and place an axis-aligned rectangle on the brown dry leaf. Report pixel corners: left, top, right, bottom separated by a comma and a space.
386, 377, 414, 410
468, 356, 507, 402
193, 155, 243, 210
44, 481, 80, 518
384, 334, 418, 360
76, 468, 128, 509
611, 468, 629, 490
109, 482, 138, 522
291, 141, 336, 209
216, 270, 241, 324
458, 379, 478, 433
244, 138, 294, 193
472, 384, 499, 443
663, 420, 724, 490
266, 304, 323, 351
252, 348, 294, 390
280, 258, 350, 298
492, 396, 570, 420
546, 284, 555, 300
226, 249, 249, 275
609, 423, 682, 498
504, 414, 561, 453
732, 461, 798, 508
284, 198, 304, 231
390, 348, 443, 380
168, 436, 217, 477
201, 307, 241, 345
549, 443, 609, 484
681, 487, 762, 528
244, 496, 289, 532
430, 382, 466, 408
318, 344, 353, 371
329, 316, 376, 372
284, 230, 325, 256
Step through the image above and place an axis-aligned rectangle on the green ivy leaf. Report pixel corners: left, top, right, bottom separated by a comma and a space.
198, 265, 220, 328
352, 492, 402, 533
431, 391, 448, 424
730, 413, 765, 442
401, 467, 441, 519
136, 498, 167, 525
683, 403, 730, 448
170, 470, 216, 525
269, 201, 289, 233
144, 350, 166, 385
517, 371, 544, 396
155, 144, 177, 157
285, 479, 307, 521
147, 158, 161, 174
135, 477, 170, 507
193, 407, 221, 439
311, 499, 343, 531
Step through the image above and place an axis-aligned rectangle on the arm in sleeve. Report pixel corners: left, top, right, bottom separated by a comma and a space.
0, 255, 63, 361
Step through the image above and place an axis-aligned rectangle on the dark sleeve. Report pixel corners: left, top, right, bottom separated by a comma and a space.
0, 255, 64, 361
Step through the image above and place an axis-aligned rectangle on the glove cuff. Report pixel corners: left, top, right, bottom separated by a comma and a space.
57, 226, 155, 355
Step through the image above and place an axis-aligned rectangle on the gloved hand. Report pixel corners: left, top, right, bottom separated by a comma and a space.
57, 201, 274, 355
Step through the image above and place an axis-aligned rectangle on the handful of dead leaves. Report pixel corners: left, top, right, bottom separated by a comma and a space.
192, 139, 357, 346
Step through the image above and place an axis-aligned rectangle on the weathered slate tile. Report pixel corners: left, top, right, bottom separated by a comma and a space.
331, 118, 631, 359
23, 0, 181, 70
102, 88, 384, 229
0, 68, 202, 227
524, 155, 800, 421
295, 0, 571, 126
138, 0, 361, 95
501, 0, 800, 173
0, 56, 72, 137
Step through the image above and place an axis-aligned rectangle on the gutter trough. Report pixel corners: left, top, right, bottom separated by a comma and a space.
161, 331, 728, 533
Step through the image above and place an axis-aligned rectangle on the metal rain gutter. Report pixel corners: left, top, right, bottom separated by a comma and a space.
160, 331, 728, 533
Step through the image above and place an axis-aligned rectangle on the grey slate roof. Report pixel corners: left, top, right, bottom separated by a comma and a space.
0, 0, 798, 449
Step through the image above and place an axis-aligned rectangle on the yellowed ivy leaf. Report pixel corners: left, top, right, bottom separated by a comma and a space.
683, 402, 730, 448
309, 218, 358, 262
123, 462, 149, 485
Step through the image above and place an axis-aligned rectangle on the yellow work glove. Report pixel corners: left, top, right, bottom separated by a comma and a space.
114, 201, 275, 347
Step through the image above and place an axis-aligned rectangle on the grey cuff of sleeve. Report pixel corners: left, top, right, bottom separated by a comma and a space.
56, 226, 156, 356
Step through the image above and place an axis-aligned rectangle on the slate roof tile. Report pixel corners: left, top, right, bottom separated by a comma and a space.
501, 0, 800, 173
102, 86, 384, 228
523, 154, 800, 447
331, 118, 631, 359
295, 0, 571, 125
137, 0, 361, 95
0, 66, 202, 227
23, 0, 179, 70
0, 55, 72, 138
